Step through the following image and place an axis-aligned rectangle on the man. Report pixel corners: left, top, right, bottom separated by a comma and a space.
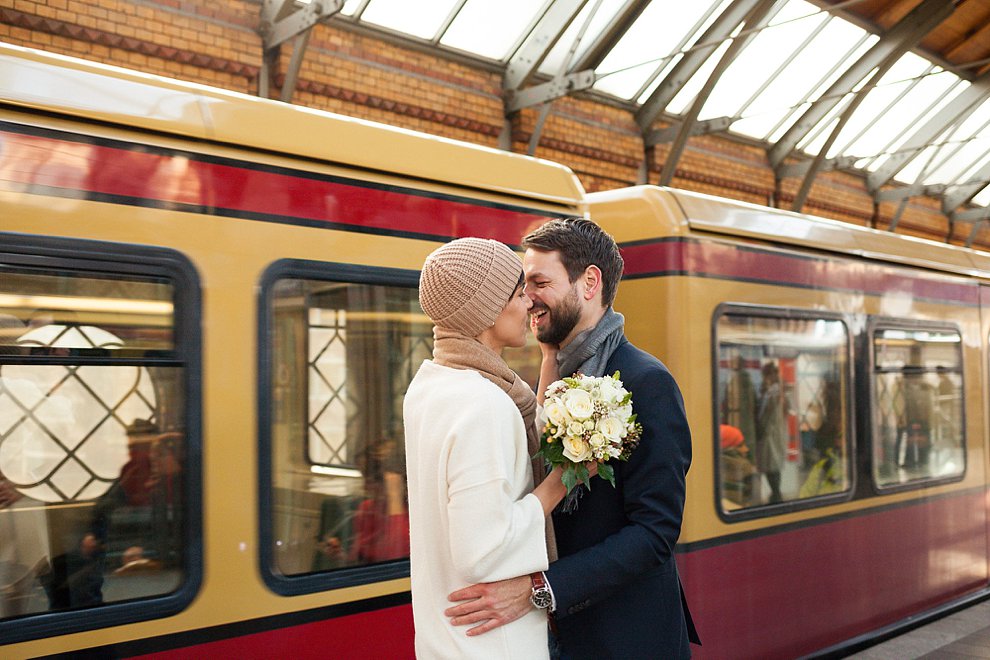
444, 217, 699, 658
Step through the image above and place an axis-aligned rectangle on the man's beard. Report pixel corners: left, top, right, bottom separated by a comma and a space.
535, 285, 582, 346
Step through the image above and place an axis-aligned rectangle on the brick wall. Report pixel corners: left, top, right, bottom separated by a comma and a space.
1, 0, 976, 247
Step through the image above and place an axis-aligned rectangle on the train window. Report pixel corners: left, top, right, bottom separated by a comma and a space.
715, 310, 851, 515
264, 268, 423, 591
0, 257, 196, 633
872, 326, 964, 488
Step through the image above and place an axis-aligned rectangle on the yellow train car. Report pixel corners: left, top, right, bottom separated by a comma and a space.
590, 186, 990, 658
0, 42, 582, 657
4, 39, 990, 659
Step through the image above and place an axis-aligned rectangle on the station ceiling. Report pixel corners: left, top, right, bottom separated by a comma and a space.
272, 0, 990, 232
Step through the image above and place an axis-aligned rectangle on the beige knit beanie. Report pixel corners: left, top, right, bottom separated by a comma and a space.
419, 238, 523, 337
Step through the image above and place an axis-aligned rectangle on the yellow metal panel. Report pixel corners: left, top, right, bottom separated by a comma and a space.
584, 185, 688, 243
0, 42, 584, 208
0, 43, 210, 139
667, 187, 990, 280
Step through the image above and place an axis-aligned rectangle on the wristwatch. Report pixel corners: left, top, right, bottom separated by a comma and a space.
530, 572, 553, 610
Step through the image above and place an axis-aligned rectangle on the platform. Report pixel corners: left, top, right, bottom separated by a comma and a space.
845, 598, 990, 659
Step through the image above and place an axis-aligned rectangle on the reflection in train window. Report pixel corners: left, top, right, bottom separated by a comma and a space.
0, 269, 186, 620
269, 278, 427, 576
715, 311, 851, 514
872, 326, 964, 488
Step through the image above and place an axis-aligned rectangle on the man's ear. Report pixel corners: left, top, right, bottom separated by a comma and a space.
582, 265, 603, 301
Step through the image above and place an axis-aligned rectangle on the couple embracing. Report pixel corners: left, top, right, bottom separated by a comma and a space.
404, 218, 700, 659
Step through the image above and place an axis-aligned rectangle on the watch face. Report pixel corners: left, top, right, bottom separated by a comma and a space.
531, 588, 552, 609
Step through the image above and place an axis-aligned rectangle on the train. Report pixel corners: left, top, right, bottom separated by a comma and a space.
0, 41, 987, 659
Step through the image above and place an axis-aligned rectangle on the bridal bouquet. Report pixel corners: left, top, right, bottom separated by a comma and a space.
536, 372, 642, 494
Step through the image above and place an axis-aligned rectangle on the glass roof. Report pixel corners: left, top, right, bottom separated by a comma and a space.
331, 0, 990, 212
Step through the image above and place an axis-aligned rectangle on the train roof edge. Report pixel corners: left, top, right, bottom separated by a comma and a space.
588, 185, 990, 280
0, 41, 584, 208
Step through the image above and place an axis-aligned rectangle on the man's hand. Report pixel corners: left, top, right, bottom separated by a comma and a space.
445, 575, 532, 636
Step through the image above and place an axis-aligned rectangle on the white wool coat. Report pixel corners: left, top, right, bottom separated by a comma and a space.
404, 360, 549, 659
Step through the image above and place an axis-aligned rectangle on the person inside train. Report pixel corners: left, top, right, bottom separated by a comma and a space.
314, 437, 410, 569
755, 361, 786, 505
403, 237, 574, 659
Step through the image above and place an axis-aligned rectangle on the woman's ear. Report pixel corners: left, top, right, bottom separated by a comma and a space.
582, 265, 603, 301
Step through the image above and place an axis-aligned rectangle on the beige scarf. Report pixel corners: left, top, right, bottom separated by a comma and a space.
433, 327, 557, 562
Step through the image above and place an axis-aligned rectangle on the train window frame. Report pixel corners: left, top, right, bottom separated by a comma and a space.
258, 259, 418, 597
711, 303, 857, 524
866, 316, 967, 494
0, 232, 202, 646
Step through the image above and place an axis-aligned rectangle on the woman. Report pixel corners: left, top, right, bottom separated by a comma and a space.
404, 238, 567, 659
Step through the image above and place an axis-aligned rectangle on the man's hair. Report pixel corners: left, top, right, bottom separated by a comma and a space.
522, 217, 624, 306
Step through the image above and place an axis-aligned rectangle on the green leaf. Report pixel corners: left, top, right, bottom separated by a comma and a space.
598, 462, 615, 487
576, 462, 590, 490
561, 466, 578, 494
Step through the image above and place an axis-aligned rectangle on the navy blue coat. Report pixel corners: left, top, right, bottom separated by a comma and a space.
545, 338, 699, 659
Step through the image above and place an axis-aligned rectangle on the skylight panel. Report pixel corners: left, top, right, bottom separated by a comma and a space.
746, 18, 872, 143
440, 0, 546, 60
919, 104, 990, 185
538, 0, 627, 75
359, 0, 461, 39
695, 0, 827, 124
593, 0, 727, 100
823, 53, 936, 160
838, 67, 956, 162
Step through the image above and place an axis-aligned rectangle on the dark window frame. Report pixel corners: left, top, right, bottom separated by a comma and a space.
0, 232, 202, 645
711, 303, 857, 523
867, 316, 967, 494
258, 259, 417, 597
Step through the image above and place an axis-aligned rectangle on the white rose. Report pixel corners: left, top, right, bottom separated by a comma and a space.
567, 421, 585, 437
562, 436, 593, 463
589, 433, 607, 451
545, 400, 570, 427
597, 416, 625, 441
617, 404, 633, 420
597, 378, 622, 404
562, 388, 594, 420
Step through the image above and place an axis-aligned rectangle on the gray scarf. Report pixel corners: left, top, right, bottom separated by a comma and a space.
553, 307, 626, 513
557, 307, 626, 379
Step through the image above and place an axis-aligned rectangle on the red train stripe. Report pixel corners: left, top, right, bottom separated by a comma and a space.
678, 489, 988, 658
128, 604, 415, 660
620, 239, 980, 305
0, 127, 559, 245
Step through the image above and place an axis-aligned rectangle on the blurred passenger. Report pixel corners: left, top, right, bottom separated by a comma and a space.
719, 424, 755, 507
42, 532, 104, 610
755, 362, 785, 504
0, 473, 51, 617
349, 438, 409, 564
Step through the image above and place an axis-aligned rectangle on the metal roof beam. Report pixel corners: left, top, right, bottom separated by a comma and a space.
570, 0, 650, 72
505, 71, 597, 113
777, 154, 861, 178
944, 168, 990, 212
645, 116, 732, 146
258, 0, 343, 101
260, 0, 342, 50
504, 0, 588, 91
953, 206, 990, 223
768, 0, 955, 170
867, 70, 990, 192
634, 0, 760, 133
876, 183, 947, 202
